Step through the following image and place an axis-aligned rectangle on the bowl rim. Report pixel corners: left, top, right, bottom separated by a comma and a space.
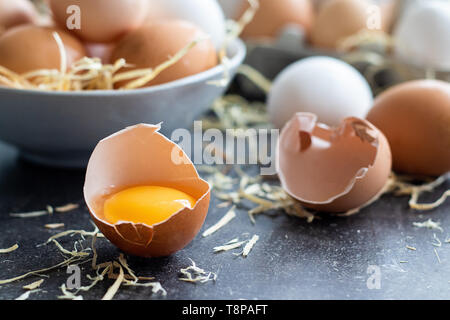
0, 38, 246, 97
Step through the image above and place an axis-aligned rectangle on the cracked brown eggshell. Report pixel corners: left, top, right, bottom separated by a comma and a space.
366, 80, 450, 176
84, 124, 211, 257
276, 113, 392, 212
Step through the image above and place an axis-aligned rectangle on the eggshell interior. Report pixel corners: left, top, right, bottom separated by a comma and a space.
84, 124, 210, 257
277, 113, 392, 212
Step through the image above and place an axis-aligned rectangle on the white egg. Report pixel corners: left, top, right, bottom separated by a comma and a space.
217, 0, 243, 18
394, 0, 450, 71
268, 56, 373, 128
148, 0, 226, 49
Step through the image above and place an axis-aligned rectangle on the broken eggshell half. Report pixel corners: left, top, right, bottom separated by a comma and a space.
276, 113, 392, 213
84, 123, 211, 257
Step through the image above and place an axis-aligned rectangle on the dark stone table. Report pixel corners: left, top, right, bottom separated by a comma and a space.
0, 140, 449, 300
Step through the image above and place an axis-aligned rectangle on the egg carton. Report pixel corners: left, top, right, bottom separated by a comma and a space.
233, 27, 449, 99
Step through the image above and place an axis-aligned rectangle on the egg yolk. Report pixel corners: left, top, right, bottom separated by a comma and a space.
103, 186, 196, 226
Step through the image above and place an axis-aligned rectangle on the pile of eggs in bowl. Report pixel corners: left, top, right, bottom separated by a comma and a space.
0, 0, 229, 89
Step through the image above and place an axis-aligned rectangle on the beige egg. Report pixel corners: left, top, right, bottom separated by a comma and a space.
49, 0, 149, 43
311, 0, 389, 49
237, 0, 315, 40
0, 25, 86, 74
111, 20, 217, 87
277, 113, 392, 212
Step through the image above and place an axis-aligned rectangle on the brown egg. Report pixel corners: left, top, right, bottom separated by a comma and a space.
311, 0, 389, 49
111, 20, 218, 87
0, 25, 86, 74
367, 80, 450, 177
49, 0, 149, 43
237, 0, 314, 40
0, 0, 38, 30
84, 124, 211, 257
276, 113, 392, 212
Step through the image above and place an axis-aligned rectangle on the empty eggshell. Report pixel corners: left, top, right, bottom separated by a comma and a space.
84, 124, 211, 257
0, 25, 86, 74
0, 0, 38, 30
237, 0, 315, 40
311, 0, 389, 49
147, 0, 226, 50
111, 20, 218, 87
393, 0, 450, 71
366, 80, 450, 176
268, 56, 373, 128
49, 0, 149, 43
276, 113, 392, 212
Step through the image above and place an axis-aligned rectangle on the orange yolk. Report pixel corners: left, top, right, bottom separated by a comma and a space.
103, 186, 196, 226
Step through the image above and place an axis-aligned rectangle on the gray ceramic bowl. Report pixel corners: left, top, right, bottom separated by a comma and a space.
0, 39, 246, 168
